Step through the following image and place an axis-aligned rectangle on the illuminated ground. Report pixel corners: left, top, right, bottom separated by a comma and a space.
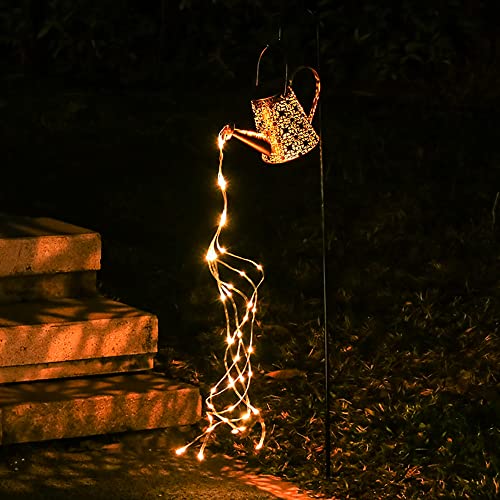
0, 429, 312, 499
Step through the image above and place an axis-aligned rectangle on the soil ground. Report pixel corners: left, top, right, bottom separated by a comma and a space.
0, 429, 316, 500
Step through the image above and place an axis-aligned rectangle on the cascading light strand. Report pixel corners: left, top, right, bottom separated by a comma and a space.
175, 124, 265, 460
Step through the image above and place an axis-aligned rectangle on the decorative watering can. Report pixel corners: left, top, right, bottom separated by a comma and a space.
221, 46, 321, 164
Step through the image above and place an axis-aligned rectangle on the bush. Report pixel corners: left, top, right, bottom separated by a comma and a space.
1, 0, 497, 100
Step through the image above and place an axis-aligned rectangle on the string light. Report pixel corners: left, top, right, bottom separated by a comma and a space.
175, 125, 266, 459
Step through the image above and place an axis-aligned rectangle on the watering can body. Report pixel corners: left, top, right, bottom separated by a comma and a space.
225, 49, 321, 165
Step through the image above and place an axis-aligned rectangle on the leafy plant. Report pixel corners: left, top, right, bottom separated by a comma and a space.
1, 0, 496, 101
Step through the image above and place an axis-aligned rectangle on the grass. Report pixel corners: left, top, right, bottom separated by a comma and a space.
1, 79, 499, 498
189, 172, 500, 498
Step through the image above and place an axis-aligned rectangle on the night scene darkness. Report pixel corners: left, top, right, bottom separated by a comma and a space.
0, 1, 499, 499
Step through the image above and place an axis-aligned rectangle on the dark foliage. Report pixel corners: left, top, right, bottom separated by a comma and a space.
1, 0, 499, 101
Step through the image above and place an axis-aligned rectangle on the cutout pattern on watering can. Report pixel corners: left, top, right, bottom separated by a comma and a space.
251, 65, 321, 164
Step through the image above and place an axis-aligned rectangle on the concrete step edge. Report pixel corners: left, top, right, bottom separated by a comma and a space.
0, 372, 201, 445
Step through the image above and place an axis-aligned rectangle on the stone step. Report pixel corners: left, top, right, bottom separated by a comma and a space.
0, 271, 97, 304
0, 354, 154, 385
0, 215, 100, 278
0, 296, 158, 383
0, 372, 201, 444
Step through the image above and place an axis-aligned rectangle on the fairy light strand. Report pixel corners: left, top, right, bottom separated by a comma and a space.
175, 125, 265, 460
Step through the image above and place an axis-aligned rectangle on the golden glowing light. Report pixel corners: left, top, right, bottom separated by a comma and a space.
218, 172, 227, 190
219, 209, 227, 226
206, 247, 217, 262
174, 124, 266, 461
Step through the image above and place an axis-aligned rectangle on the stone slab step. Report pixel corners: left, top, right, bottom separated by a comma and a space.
0, 271, 97, 304
0, 215, 100, 277
0, 296, 158, 383
0, 353, 153, 384
0, 372, 201, 444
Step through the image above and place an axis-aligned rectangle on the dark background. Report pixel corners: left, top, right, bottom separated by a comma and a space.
2, 1, 499, 95
1, 3, 500, 497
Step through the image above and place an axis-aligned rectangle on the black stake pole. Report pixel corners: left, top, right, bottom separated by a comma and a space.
280, 0, 330, 480
314, 11, 331, 481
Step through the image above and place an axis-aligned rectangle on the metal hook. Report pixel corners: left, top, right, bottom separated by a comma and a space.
255, 44, 288, 96
255, 45, 269, 87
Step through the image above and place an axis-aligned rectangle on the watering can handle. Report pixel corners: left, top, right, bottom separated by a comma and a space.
289, 66, 321, 124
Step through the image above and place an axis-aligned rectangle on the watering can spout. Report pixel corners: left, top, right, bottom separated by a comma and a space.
220, 125, 272, 156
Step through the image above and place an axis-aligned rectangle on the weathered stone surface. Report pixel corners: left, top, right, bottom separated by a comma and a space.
0, 353, 154, 384
0, 297, 158, 381
0, 216, 100, 277
0, 373, 201, 444
0, 271, 97, 304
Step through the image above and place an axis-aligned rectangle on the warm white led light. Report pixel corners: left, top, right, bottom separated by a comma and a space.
176, 125, 266, 461
218, 172, 227, 190
220, 209, 227, 226
206, 247, 217, 262
218, 134, 226, 151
